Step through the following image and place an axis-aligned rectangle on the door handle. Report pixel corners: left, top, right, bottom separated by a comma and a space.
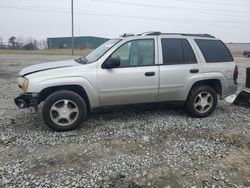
190, 69, 199, 73
145, 72, 155, 77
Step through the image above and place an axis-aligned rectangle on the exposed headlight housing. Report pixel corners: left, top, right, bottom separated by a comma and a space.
17, 77, 29, 92
22, 79, 29, 92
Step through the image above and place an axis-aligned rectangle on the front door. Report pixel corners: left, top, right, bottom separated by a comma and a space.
98, 38, 159, 106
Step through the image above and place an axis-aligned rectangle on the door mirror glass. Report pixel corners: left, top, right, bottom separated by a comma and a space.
103, 57, 121, 69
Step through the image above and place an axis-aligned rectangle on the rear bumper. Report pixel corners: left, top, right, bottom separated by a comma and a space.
14, 93, 38, 109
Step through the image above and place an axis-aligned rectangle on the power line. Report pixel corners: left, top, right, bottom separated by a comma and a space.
164, 0, 250, 8
0, 6, 69, 14
1, 6, 250, 24
5, 1, 250, 19
92, 0, 250, 14
3, 2, 250, 20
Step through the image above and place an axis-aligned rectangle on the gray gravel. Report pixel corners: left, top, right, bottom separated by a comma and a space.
0, 54, 250, 188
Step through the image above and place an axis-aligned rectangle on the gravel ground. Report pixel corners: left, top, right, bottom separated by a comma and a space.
0, 54, 250, 188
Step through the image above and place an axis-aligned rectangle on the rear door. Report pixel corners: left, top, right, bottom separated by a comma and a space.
98, 38, 159, 106
158, 37, 202, 101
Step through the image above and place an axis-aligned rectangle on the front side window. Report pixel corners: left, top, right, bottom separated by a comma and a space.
161, 38, 197, 65
110, 39, 155, 67
195, 39, 233, 63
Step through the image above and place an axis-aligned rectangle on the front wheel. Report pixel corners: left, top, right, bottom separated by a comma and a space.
185, 85, 218, 118
42, 90, 87, 131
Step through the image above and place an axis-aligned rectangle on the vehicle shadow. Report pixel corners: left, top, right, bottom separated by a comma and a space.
85, 103, 186, 126
11, 103, 186, 132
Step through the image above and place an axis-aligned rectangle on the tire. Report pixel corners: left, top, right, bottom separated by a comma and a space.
42, 90, 87, 131
185, 85, 218, 118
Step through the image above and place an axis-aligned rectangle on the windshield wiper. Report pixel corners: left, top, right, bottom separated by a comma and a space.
75, 56, 88, 64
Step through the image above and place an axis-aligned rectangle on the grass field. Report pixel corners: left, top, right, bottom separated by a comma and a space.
0, 48, 93, 56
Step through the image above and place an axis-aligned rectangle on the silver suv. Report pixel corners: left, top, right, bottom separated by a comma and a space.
15, 32, 238, 131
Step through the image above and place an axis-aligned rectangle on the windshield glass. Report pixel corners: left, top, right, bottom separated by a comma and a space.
85, 39, 120, 63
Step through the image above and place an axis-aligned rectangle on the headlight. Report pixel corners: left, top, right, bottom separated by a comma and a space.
22, 79, 29, 92
17, 77, 29, 92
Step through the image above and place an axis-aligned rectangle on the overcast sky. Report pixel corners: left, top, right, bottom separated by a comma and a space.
0, 0, 249, 43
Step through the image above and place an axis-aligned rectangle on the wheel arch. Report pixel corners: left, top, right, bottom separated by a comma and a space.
38, 85, 91, 112
187, 79, 222, 100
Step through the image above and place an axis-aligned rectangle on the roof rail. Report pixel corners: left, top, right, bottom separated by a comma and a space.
120, 32, 215, 38
161, 33, 215, 38
119, 33, 135, 37
137, 31, 161, 36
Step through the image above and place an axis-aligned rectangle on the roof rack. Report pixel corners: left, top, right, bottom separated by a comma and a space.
136, 31, 215, 38
120, 32, 215, 38
119, 33, 135, 37
161, 33, 215, 38
137, 31, 161, 36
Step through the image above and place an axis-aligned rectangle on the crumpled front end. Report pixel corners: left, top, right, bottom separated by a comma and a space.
14, 93, 38, 110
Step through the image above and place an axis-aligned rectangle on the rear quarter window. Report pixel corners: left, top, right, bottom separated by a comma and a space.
195, 39, 233, 63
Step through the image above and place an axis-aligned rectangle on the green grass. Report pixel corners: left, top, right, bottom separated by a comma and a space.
0, 48, 93, 56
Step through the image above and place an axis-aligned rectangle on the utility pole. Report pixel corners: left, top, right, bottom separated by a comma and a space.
71, 0, 74, 55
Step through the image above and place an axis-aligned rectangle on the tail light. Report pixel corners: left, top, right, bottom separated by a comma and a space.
233, 65, 239, 84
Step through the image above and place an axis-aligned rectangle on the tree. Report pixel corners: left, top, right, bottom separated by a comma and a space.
0, 36, 3, 48
33, 39, 38, 49
8, 36, 16, 48
23, 42, 35, 50
24, 37, 38, 50
39, 39, 48, 49
16, 37, 24, 49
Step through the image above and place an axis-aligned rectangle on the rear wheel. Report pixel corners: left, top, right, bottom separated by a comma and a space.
42, 90, 87, 131
185, 85, 218, 118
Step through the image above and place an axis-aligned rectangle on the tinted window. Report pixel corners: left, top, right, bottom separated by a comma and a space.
195, 39, 233, 63
111, 39, 155, 67
161, 38, 197, 65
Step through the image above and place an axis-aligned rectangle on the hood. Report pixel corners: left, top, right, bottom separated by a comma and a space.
19, 59, 80, 76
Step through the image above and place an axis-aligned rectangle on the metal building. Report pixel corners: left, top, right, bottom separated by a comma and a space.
47, 36, 108, 49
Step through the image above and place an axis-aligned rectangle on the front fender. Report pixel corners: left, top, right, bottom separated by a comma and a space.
28, 76, 100, 108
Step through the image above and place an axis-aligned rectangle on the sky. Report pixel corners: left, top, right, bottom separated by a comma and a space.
0, 0, 250, 43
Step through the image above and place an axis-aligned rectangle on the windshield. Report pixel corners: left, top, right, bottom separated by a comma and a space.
84, 39, 120, 63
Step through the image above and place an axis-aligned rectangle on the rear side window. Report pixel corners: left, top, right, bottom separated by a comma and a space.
161, 38, 197, 65
195, 39, 233, 63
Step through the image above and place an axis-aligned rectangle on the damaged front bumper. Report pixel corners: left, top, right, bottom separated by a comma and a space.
14, 93, 38, 110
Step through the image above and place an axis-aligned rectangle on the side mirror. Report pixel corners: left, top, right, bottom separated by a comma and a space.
103, 57, 120, 69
